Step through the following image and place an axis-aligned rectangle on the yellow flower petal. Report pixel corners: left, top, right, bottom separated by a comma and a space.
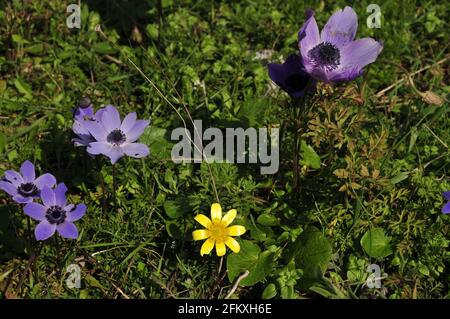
194, 214, 212, 229
227, 225, 246, 237
215, 241, 226, 257
210, 203, 222, 222
192, 229, 210, 241
221, 209, 237, 227
200, 238, 215, 256
224, 236, 240, 253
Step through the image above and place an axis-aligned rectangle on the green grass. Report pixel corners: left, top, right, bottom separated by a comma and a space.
0, 0, 449, 299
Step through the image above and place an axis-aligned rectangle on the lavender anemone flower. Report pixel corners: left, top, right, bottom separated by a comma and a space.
24, 184, 86, 240
0, 160, 56, 204
84, 105, 150, 164
268, 54, 312, 98
442, 191, 450, 214
72, 105, 106, 147
298, 6, 383, 83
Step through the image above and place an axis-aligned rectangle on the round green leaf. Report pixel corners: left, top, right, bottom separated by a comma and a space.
360, 228, 392, 258
227, 240, 275, 287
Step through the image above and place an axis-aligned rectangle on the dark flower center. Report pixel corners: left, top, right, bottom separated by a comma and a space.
285, 74, 309, 92
107, 129, 127, 146
308, 42, 340, 71
17, 182, 39, 197
46, 206, 67, 225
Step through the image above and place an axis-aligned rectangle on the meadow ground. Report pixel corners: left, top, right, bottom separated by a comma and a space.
0, 0, 449, 299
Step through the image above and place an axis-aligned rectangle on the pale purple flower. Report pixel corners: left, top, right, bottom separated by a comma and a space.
298, 6, 383, 83
84, 105, 150, 164
72, 106, 106, 147
442, 191, 450, 214
24, 183, 86, 240
0, 160, 56, 204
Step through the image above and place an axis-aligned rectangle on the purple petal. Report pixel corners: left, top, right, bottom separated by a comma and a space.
24, 203, 47, 221
121, 112, 137, 133
339, 38, 383, 71
66, 204, 87, 222
87, 141, 112, 156
74, 106, 94, 122
321, 6, 358, 48
102, 105, 121, 132
442, 202, 450, 214
268, 55, 310, 97
84, 121, 108, 141
4, 170, 23, 186
20, 160, 36, 183
94, 108, 106, 122
298, 14, 320, 71
72, 120, 90, 135
105, 148, 125, 164
34, 173, 57, 190
443, 191, 450, 201
122, 143, 150, 159
57, 222, 78, 239
55, 183, 68, 207
35, 221, 56, 241
13, 195, 33, 204
0, 181, 18, 196
298, 9, 316, 42
126, 120, 149, 143
41, 186, 56, 207
329, 66, 364, 82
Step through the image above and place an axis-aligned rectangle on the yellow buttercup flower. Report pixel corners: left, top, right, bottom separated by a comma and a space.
192, 203, 246, 257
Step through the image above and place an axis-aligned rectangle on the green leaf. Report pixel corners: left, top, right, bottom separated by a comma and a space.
390, 171, 409, 185
92, 42, 116, 54
140, 126, 174, 160
290, 226, 332, 289
24, 43, 44, 55
257, 214, 278, 227
227, 240, 275, 287
13, 77, 33, 99
360, 228, 392, 258
0, 134, 6, 154
261, 283, 277, 299
163, 199, 190, 219
300, 141, 321, 169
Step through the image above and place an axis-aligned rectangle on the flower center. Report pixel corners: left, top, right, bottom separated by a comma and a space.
308, 42, 340, 71
46, 206, 67, 225
17, 182, 39, 197
106, 129, 126, 146
209, 223, 227, 242
285, 74, 309, 92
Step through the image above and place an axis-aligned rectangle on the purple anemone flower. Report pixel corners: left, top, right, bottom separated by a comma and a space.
268, 54, 312, 98
24, 183, 86, 240
84, 105, 150, 164
442, 191, 450, 214
72, 106, 106, 147
0, 160, 56, 204
298, 6, 383, 83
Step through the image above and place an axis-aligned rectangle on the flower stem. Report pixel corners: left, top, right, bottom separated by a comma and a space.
54, 235, 62, 276
292, 80, 314, 196
112, 164, 117, 213
95, 158, 106, 214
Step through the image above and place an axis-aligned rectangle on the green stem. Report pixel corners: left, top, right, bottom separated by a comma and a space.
112, 164, 117, 213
